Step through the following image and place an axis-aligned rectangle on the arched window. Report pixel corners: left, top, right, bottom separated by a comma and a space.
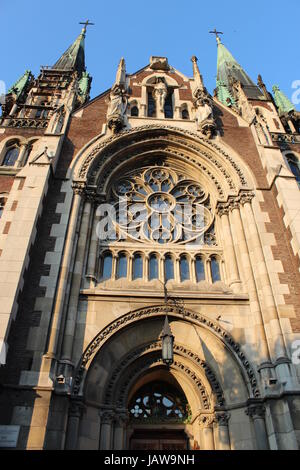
116, 253, 128, 279
180, 255, 190, 282
2, 145, 20, 166
133, 254, 143, 280
131, 106, 139, 117
149, 254, 159, 280
36, 102, 49, 119
129, 382, 190, 424
164, 255, 174, 282
211, 257, 221, 283
164, 91, 174, 119
286, 154, 300, 186
100, 252, 113, 280
195, 256, 205, 282
182, 108, 189, 120
147, 91, 156, 117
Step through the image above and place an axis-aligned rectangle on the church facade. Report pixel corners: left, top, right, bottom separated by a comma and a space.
0, 26, 300, 450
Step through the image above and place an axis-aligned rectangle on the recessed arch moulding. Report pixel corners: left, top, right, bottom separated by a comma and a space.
70, 125, 255, 205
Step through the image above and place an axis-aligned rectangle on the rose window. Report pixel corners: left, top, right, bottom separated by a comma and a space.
129, 382, 191, 424
109, 166, 216, 245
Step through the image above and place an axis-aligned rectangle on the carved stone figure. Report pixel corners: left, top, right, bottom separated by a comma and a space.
107, 85, 128, 133
152, 77, 168, 113
107, 58, 128, 133
193, 90, 216, 138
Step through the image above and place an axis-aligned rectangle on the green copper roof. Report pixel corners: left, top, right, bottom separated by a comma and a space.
216, 79, 235, 107
78, 71, 91, 102
8, 70, 32, 98
216, 39, 263, 100
53, 28, 86, 73
272, 85, 295, 115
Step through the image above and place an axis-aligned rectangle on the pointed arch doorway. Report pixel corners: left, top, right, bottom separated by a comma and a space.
127, 370, 191, 450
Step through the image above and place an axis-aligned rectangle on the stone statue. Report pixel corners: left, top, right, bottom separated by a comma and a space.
152, 77, 168, 113
107, 84, 127, 118
193, 90, 216, 138
107, 58, 128, 133
191, 56, 216, 138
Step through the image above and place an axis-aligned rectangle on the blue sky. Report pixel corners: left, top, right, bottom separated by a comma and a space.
1, 0, 300, 104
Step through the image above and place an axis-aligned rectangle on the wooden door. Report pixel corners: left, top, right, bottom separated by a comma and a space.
130, 430, 188, 450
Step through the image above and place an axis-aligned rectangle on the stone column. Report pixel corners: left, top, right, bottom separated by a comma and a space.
198, 414, 215, 450
246, 403, 269, 450
204, 255, 212, 284
84, 200, 101, 288
65, 400, 85, 450
190, 256, 196, 283
113, 413, 128, 450
229, 200, 270, 365
128, 254, 133, 281
240, 194, 287, 362
213, 412, 231, 450
112, 254, 117, 281
16, 143, 29, 167
45, 183, 85, 360
100, 410, 114, 450
60, 193, 93, 362
216, 206, 242, 293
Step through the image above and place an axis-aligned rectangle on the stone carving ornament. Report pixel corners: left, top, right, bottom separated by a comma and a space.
152, 77, 168, 113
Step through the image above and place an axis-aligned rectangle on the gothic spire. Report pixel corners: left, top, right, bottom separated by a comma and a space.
272, 85, 295, 116
52, 27, 86, 73
114, 58, 126, 88
191, 56, 205, 91
215, 36, 263, 101
8, 70, 33, 99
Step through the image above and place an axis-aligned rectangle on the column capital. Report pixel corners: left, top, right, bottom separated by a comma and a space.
99, 409, 115, 424
69, 399, 85, 418
115, 411, 129, 427
214, 412, 230, 426
216, 191, 255, 216
198, 413, 215, 428
238, 191, 255, 206
72, 181, 86, 196
246, 403, 266, 420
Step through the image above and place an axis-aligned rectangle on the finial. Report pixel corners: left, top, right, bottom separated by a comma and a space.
115, 57, 126, 87
209, 28, 223, 44
191, 55, 204, 90
79, 19, 95, 35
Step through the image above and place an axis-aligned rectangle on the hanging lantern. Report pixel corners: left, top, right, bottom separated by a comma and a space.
161, 315, 174, 365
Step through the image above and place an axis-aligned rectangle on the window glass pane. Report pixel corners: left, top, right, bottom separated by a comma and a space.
131, 106, 139, 117
149, 255, 158, 280
164, 92, 173, 119
288, 158, 300, 185
182, 109, 189, 120
211, 257, 221, 282
102, 253, 112, 280
147, 91, 156, 117
180, 256, 190, 282
133, 254, 143, 280
165, 256, 174, 281
195, 257, 205, 282
117, 254, 127, 279
3, 147, 19, 166
0, 207, 3, 218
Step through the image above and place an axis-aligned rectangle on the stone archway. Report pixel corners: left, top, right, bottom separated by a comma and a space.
65, 305, 264, 450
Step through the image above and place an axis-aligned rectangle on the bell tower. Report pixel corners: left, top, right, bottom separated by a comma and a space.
0, 25, 92, 371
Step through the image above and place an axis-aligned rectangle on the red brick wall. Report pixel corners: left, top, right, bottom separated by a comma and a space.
0, 175, 14, 194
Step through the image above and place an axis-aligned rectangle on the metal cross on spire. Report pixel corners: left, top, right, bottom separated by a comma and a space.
79, 20, 95, 33
209, 28, 223, 43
